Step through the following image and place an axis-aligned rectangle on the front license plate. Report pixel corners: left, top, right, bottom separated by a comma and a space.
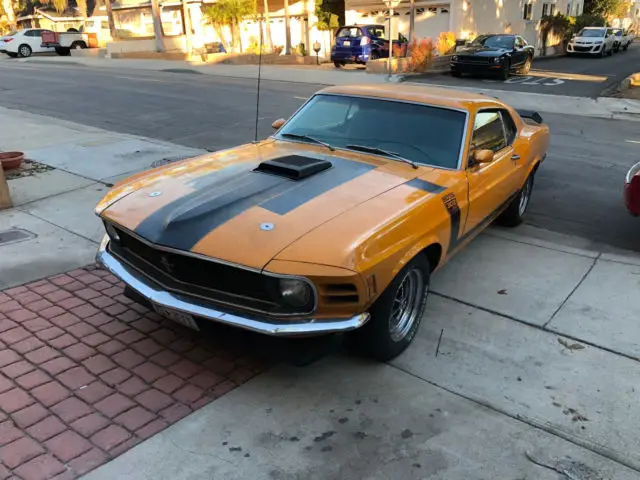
343, 41, 350, 46
153, 304, 200, 331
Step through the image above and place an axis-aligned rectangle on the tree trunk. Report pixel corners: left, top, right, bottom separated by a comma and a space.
235, 21, 242, 52
182, 0, 192, 58
151, 0, 165, 52
262, 0, 273, 50
408, 0, 415, 43
284, 0, 291, 54
105, 0, 118, 40
1, 0, 16, 30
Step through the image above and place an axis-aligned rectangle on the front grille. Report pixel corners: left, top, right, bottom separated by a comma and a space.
458, 56, 491, 64
107, 226, 314, 316
573, 46, 593, 52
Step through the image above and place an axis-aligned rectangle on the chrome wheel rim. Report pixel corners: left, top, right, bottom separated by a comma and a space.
20, 46, 29, 56
524, 58, 531, 72
519, 177, 532, 216
389, 269, 425, 342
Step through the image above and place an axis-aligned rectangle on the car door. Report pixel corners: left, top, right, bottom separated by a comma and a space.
463, 109, 522, 235
25, 29, 45, 53
513, 36, 526, 66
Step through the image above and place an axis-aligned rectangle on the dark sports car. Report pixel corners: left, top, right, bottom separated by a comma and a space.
625, 161, 640, 216
450, 34, 535, 80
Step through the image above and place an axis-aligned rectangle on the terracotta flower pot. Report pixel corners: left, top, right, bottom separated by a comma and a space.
0, 152, 25, 171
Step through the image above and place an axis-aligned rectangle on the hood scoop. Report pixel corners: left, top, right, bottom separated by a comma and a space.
255, 155, 332, 180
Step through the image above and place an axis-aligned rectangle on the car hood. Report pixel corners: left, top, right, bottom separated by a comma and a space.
97, 140, 450, 270
571, 36, 604, 43
458, 46, 510, 57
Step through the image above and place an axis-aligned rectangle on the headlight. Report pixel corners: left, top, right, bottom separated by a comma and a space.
279, 279, 312, 308
452, 55, 458, 61
492, 57, 503, 64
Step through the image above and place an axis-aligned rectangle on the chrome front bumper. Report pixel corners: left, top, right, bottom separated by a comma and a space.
96, 237, 370, 336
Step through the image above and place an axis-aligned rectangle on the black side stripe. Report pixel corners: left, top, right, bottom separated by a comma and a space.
406, 178, 446, 194
444, 192, 518, 255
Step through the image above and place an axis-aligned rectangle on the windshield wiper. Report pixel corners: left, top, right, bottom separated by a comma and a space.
344, 145, 419, 169
280, 133, 335, 151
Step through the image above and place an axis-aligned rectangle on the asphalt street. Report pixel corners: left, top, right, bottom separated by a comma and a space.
414, 43, 640, 97
0, 60, 638, 252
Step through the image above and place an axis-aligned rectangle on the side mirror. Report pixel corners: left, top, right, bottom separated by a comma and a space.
272, 118, 286, 130
470, 149, 495, 165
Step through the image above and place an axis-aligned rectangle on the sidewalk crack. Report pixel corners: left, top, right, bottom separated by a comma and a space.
543, 252, 601, 329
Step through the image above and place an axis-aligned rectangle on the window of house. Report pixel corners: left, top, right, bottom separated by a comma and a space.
542, 3, 555, 16
523, 2, 533, 20
471, 111, 507, 153
567, 1, 572, 15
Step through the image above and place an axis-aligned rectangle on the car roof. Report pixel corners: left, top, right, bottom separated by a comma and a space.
317, 84, 504, 111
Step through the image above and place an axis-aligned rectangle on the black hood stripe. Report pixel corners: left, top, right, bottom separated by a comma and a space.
134, 157, 374, 251
406, 178, 446, 194
261, 157, 375, 215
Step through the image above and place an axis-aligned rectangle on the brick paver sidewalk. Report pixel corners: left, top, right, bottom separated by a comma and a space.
0, 267, 265, 480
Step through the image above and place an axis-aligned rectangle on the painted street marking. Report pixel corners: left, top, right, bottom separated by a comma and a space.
483, 76, 565, 86
293, 96, 308, 100
626, 140, 640, 144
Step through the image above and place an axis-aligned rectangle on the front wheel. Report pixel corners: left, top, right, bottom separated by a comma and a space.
333, 60, 345, 68
18, 44, 32, 58
497, 172, 535, 227
607, 45, 613, 56
451, 69, 462, 77
499, 61, 511, 80
353, 255, 430, 361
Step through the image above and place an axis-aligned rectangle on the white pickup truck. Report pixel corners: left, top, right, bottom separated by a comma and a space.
612, 28, 635, 52
41, 30, 98, 56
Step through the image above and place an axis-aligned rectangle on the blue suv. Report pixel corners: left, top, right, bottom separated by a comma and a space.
330, 24, 407, 68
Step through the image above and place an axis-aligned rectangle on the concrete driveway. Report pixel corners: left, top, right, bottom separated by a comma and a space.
413, 44, 639, 97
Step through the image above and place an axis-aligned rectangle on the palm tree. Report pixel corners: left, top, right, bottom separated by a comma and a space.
204, 0, 254, 52
1, 0, 17, 31
262, 0, 272, 50
283, 0, 290, 54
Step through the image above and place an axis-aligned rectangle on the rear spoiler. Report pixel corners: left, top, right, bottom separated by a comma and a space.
517, 110, 544, 124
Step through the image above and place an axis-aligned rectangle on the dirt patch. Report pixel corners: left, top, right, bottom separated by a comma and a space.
5, 159, 55, 180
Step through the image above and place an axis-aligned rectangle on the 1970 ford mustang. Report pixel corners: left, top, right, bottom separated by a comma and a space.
95, 85, 550, 361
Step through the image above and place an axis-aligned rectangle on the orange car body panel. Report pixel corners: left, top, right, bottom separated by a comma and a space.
96, 84, 550, 318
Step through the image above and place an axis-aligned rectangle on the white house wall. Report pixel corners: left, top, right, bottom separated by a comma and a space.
345, 3, 451, 40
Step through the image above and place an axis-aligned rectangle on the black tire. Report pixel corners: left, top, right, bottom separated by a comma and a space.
71, 41, 87, 50
55, 47, 70, 56
333, 60, 345, 68
451, 69, 462, 77
608, 46, 613, 56
18, 44, 32, 58
353, 255, 430, 361
369, 52, 379, 61
497, 172, 535, 227
600, 46, 606, 57
623, 44, 628, 51
499, 61, 510, 80
518, 55, 532, 74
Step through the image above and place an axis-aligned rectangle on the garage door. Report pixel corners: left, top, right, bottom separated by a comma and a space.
348, 4, 450, 40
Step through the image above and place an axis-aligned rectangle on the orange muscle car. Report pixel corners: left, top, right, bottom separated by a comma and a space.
95, 84, 550, 361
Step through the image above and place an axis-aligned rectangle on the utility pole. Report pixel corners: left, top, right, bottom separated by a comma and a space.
284, 0, 292, 54
182, 0, 193, 59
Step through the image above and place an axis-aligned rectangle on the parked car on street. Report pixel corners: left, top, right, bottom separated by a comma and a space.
330, 24, 407, 68
612, 28, 634, 52
94, 84, 550, 361
625, 161, 640, 216
41, 30, 98, 56
1, 29, 56, 57
450, 34, 534, 80
566, 27, 615, 57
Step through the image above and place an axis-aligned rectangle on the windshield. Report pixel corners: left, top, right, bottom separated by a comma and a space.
277, 94, 467, 169
471, 35, 515, 49
578, 28, 605, 37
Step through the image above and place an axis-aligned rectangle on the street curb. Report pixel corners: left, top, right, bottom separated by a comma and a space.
161, 68, 203, 75
18, 58, 84, 66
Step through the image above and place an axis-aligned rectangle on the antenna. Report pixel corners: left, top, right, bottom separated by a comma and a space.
254, 13, 264, 142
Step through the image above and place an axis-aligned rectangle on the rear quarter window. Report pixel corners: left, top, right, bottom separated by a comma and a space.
336, 27, 362, 38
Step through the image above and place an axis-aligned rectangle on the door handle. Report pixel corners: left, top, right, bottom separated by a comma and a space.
511, 154, 521, 161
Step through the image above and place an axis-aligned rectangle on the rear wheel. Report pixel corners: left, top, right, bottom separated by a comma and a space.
519, 56, 532, 74
71, 41, 87, 50
497, 172, 535, 227
451, 69, 462, 77
623, 44, 629, 51
353, 255, 430, 361
18, 44, 31, 58
333, 60, 345, 68
55, 47, 70, 56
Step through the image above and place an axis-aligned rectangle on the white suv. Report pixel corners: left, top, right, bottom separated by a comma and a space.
567, 27, 615, 57
0, 29, 56, 58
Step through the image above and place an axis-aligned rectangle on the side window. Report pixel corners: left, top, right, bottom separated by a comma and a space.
500, 110, 517, 145
24, 30, 36, 37
471, 111, 506, 153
